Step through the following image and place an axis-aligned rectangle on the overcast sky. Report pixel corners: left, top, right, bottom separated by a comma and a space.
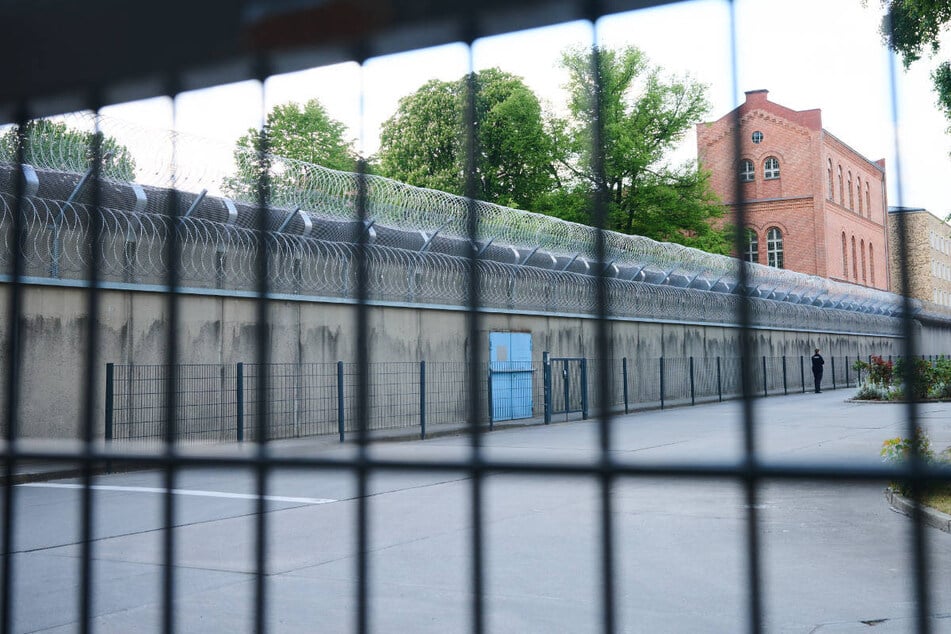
100, 0, 951, 218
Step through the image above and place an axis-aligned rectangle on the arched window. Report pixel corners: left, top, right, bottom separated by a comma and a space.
866, 183, 871, 218
838, 165, 844, 202
827, 159, 834, 201
767, 227, 783, 268
852, 236, 859, 282
739, 159, 755, 182
841, 232, 848, 277
856, 177, 863, 214
869, 244, 875, 285
763, 157, 780, 179
860, 239, 867, 283
744, 228, 759, 263
847, 171, 853, 210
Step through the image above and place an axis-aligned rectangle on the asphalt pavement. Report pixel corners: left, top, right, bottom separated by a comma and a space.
3, 390, 950, 633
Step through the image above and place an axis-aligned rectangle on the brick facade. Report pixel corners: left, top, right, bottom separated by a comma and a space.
697, 90, 890, 290
887, 207, 951, 306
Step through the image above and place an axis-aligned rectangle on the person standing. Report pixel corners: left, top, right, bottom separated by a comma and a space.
811, 348, 824, 393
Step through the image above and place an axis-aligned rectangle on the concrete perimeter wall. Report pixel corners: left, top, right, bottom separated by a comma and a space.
1, 281, 934, 440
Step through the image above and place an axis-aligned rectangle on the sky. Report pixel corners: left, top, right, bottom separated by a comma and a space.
98, 0, 951, 219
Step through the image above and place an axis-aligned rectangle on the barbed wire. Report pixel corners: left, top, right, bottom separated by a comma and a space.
0, 193, 904, 335
0, 112, 911, 319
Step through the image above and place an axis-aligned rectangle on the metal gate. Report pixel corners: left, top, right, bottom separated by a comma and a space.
488, 332, 534, 422
543, 353, 588, 423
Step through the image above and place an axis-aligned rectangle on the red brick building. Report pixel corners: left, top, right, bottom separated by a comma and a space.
697, 89, 889, 290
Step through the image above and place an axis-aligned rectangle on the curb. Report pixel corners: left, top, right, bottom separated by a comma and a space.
884, 488, 951, 533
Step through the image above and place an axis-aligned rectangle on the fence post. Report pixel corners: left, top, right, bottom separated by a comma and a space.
762, 356, 767, 397
845, 355, 850, 387
782, 356, 788, 395
580, 358, 588, 420
800, 356, 805, 393
105, 363, 114, 443
420, 361, 426, 440
831, 357, 837, 390
487, 362, 494, 431
337, 361, 345, 443
689, 356, 695, 406
236, 362, 244, 442
543, 352, 551, 424
659, 357, 665, 410
622, 357, 629, 415
716, 356, 722, 402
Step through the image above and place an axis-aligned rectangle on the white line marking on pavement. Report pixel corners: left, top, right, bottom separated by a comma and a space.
20, 483, 336, 505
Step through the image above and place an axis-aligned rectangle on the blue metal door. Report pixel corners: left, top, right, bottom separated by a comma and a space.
489, 332, 533, 421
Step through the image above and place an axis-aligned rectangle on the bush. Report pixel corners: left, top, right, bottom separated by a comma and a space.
881, 427, 951, 497
856, 383, 889, 400
894, 357, 932, 400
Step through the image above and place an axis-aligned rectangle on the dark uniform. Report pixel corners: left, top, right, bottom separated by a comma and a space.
811, 349, 824, 393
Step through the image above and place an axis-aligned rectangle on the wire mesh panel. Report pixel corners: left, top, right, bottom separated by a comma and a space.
2, 2, 950, 634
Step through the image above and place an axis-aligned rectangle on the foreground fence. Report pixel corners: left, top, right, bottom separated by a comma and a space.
105, 353, 908, 443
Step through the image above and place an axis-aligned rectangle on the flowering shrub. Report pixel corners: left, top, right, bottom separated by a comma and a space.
881, 427, 937, 496
852, 356, 896, 400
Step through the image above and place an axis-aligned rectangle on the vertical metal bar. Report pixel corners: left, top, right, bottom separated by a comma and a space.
762, 356, 767, 397
237, 363, 245, 442
581, 358, 589, 420
562, 360, 570, 418
105, 363, 115, 442
801, 355, 806, 394
622, 357, 629, 415
420, 361, 426, 440
487, 363, 494, 429
543, 352, 551, 424
717, 356, 722, 402
782, 356, 788, 395
831, 357, 837, 390
727, 3, 763, 629
660, 357, 665, 410
337, 360, 345, 443
884, 22, 931, 630
845, 355, 850, 387
2, 110, 29, 634
689, 356, 695, 406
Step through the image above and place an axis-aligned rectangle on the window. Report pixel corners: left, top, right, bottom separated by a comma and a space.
763, 157, 780, 179
838, 165, 844, 202
861, 239, 866, 283
766, 227, 783, 268
866, 183, 871, 218
751, 131, 763, 143
841, 232, 848, 277
870, 243, 875, 285
744, 228, 759, 263
856, 177, 862, 214
852, 236, 858, 280
827, 160, 834, 201
847, 172, 853, 210
740, 159, 755, 182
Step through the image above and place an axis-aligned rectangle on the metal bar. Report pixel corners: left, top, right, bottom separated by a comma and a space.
660, 357, 665, 410
689, 356, 695, 406
487, 362, 494, 429
782, 356, 788, 395
420, 360, 426, 440
543, 352, 551, 424
237, 362, 245, 442
717, 356, 722, 402
762, 356, 767, 397
832, 357, 837, 390
337, 360, 344, 443
580, 357, 588, 420
622, 357, 629, 414
105, 362, 114, 442
801, 355, 806, 394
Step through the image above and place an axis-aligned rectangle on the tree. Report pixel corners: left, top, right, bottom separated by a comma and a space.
223, 98, 356, 202
0, 119, 136, 181
377, 68, 557, 209
878, 0, 951, 124
550, 45, 730, 253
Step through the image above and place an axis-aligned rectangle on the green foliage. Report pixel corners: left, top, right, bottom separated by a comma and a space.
853, 355, 895, 387
881, 426, 951, 497
878, 0, 951, 125
377, 69, 557, 210
222, 99, 356, 202
894, 357, 933, 400
0, 119, 136, 181
553, 46, 730, 253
